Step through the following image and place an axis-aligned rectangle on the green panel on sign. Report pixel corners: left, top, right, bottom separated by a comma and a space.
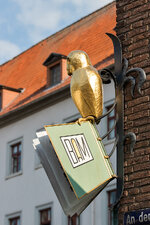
45, 121, 115, 199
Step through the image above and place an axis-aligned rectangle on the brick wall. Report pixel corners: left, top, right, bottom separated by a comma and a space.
116, 0, 150, 224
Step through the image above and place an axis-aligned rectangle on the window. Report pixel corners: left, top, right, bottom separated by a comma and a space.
49, 63, 61, 87
36, 204, 52, 225
40, 208, 51, 225
11, 142, 22, 173
107, 105, 116, 140
9, 217, 20, 225
6, 138, 23, 177
108, 190, 117, 225
6, 212, 21, 225
68, 215, 80, 225
43, 52, 67, 88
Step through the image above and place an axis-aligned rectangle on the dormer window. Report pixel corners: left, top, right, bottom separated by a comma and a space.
49, 63, 61, 87
43, 53, 67, 88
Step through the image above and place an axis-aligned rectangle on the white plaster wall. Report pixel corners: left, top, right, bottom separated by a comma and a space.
0, 81, 116, 225
0, 97, 78, 225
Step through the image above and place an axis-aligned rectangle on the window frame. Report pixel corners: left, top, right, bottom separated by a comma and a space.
11, 142, 22, 174
35, 203, 53, 225
107, 189, 117, 225
6, 137, 23, 179
9, 216, 20, 225
5, 211, 21, 225
40, 208, 51, 225
68, 215, 80, 225
47, 60, 62, 87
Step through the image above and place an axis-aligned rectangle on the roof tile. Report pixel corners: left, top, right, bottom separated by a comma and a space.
0, 2, 116, 116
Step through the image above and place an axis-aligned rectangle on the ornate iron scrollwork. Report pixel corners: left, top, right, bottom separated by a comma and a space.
98, 33, 146, 210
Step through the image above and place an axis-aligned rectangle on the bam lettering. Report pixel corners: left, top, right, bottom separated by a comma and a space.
61, 134, 93, 168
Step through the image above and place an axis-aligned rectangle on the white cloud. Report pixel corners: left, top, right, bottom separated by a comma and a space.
12, 0, 63, 29
11, 0, 113, 43
0, 0, 113, 64
0, 40, 21, 64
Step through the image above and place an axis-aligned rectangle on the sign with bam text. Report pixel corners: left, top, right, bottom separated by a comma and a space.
60, 134, 93, 168
45, 121, 115, 199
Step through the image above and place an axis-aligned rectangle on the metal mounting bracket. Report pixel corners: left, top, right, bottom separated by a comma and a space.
99, 33, 146, 211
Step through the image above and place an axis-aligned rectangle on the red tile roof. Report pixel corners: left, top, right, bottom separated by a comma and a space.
0, 2, 116, 117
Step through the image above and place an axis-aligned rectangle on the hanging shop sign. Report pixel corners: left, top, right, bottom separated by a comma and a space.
33, 33, 146, 217
45, 121, 115, 199
33, 121, 116, 216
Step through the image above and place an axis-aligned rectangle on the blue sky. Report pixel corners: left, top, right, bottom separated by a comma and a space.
0, 0, 113, 65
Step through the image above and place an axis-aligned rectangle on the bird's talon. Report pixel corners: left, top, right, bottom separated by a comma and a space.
83, 116, 95, 124
75, 118, 83, 125
75, 116, 95, 125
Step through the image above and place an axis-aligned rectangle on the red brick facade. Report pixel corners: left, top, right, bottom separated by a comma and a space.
116, 1, 150, 224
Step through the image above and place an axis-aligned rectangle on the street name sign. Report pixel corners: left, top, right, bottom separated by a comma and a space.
33, 121, 116, 216
124, 208, 150, 225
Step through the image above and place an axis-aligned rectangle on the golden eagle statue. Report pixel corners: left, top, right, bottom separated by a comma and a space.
67, 50, 103, 124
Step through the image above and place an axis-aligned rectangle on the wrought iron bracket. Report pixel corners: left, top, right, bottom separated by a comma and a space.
124, 132, 136, 154
98, 33, 146, 211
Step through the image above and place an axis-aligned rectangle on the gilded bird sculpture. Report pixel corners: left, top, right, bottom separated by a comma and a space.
67, 50, 103, 124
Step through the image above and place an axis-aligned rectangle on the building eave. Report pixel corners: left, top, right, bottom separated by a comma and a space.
0, 84, 70, 128
0, 85, 23, 93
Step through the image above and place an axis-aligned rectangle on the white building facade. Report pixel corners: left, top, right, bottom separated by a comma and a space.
0, 2, 117, 225
0, 82, 116, 225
